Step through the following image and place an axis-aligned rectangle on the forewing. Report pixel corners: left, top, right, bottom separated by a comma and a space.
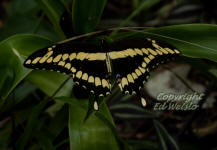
24, 41, 111, 97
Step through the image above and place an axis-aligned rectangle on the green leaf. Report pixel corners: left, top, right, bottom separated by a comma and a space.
110, 0, 161, 36
110, 24, 217, 63
153, 120, 168, 150
35, 132, 56, 150
0, 0, 38, 40
0, 0, 60, 41
62, 97, 119, 150
16, 98, 50, 150
47, 105, 68, 139
72, 0, 107, 34
0, 121, 12, 149
153, 120, 179, 150
95, 112, 133, 150
209, 69, 217, 78
26, 70, 73, 97
0, 82, 36, 113
0, 34, 53, 107
36, 0, 66, 38
180, 57, 217, 80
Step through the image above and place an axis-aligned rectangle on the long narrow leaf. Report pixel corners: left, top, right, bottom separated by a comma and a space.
110, 0, 161, 36
16, 98, 50, 150
72, 0, 107, 34
36, 0, 66, 38
154, 120, 179, 150
35, 132, 56, 150
153, 120, 168, 150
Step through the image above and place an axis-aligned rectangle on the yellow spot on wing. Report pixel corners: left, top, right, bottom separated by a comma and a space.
88, 76, 94, 83
127, 74, 134, 83
135, 69, 142, 76
156, 49, 163, 55
48, 47, 52, 51
144, 57, 150, 64
39, 51, 53, 63
147, 48, 158, 56
32, 57, 41, 64
109, 51, 127, 59
76, 71, 82, 79
69, 53, 76, 61
102, 79, 109, 88
134, 48, 143, 56
132, 72, 138, 79
165, 48, 175, 54
174, 49, 180, 54
86, 53, 106, 61
53, 54, 62, 62
62, 54, 69, 60
47, 57, 53, 63
76, 52, 87, 61
82, 73, 88, 80
125, 49, 136, 57
148, 55, 155, 60
152, 43, 161, 49
71, 67, 76, 73
159, 48, 169, 54
139, 67, 146, 73
142, 62, 146, 68
65, 63, 71, 69
58, 61, 65, 66
25, 59, 31, 64
152, 42, 169, 54
141, 48, 149, 55
95, 77, 101, 86
120, 51, 128, 57
121, 77, 128, 88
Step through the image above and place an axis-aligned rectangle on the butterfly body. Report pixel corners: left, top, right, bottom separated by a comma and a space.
24, 37, 180, 107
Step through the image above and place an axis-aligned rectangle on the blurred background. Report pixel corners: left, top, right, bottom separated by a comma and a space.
0, 0, 217, 150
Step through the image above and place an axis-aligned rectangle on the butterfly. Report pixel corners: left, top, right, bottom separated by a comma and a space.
24, 36, 180, 110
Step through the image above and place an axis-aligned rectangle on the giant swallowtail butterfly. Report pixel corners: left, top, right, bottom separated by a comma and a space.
24, 36, 180, 110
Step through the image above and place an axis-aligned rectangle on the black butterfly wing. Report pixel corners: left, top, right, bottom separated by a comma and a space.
24, 37, 180, 100
109, 38, 180, 95
24, 41, 111, 97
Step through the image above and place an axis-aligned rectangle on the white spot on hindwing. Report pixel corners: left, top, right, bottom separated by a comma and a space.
94, 101, 99, 111
141, 98, 147, 107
